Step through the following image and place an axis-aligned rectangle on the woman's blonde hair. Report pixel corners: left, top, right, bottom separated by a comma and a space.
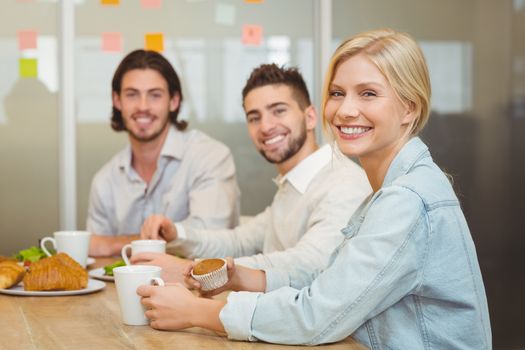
321, 28, 431, 138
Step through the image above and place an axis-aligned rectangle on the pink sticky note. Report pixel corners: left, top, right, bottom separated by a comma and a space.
18, 30, 37, 50
242, 24, 263, 46
102, 32, 122, 53
141, 0, 161, 8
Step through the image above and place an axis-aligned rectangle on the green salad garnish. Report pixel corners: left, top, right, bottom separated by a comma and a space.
14, 246, 50, 263
103, 260, 126, 276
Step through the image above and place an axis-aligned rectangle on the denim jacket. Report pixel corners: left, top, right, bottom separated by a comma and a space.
220, 137, 491, 349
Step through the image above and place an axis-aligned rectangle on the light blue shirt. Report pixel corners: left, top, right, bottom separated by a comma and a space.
220, 137, 491, 349
87, 127, 240, 235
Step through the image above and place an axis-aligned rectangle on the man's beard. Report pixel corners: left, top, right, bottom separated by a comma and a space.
259, 122, 307, 164
125, 115, 170, 143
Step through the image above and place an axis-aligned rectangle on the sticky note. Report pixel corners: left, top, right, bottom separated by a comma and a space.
245, 0, 264, 3
145, 33, 164, 52
102, 32, 122, 52
18, 30, 37, 50
19, 58, 38, 78
100, 0, 120, 5
215, 3, 235, 26
242, 24, 263, 46
141, 0, 162, 8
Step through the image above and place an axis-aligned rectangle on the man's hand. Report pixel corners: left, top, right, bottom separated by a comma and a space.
130, 252, 192, 284
140, 215, 178, 242
89, 234, 139, 257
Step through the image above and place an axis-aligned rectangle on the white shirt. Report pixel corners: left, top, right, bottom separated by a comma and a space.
169, 144, 372, 290
86, 126, 240, 235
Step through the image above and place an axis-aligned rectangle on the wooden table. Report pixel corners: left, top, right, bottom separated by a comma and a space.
0, 258, 367, 350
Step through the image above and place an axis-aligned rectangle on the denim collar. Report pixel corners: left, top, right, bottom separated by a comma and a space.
382, 137, 429, 188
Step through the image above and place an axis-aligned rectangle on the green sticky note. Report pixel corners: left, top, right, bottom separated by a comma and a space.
19, 58, 38, 78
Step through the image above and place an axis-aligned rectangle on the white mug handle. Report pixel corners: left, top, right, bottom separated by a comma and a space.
40, 237, 56, 257
121, 244, 132, 265
151, 277, 165, 286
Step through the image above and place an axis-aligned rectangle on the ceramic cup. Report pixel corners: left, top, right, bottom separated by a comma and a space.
40, 231, 92, 268
113, 265, 165, 326
121, 239, 166, 266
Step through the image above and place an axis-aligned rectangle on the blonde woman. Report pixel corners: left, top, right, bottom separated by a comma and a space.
138, 29, 491, 349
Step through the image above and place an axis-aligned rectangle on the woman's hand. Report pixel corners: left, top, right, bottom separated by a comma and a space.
130, 252, 193, 284
184, 257, 237, 297
137, 283, 226, 332
184, 257, 267, 296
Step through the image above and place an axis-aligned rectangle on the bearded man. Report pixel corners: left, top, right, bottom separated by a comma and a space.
133, 64, 371, 289
87, 50, 240, 257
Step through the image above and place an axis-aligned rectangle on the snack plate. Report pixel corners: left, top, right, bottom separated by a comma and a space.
0, 278, 106, 296
88, 267, 115, 282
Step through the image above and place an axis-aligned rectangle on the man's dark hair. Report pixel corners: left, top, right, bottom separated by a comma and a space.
242, 63, 311, 110
111, 49, 187, 131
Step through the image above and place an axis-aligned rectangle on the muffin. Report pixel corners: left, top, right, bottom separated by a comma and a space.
191, 258, 228, 291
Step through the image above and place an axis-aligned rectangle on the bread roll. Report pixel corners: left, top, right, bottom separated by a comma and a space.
23, 253, 88, 291
0, 261, 25, 289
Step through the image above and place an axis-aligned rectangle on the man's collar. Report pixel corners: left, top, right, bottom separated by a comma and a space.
160, 126, 184, 160
274, 144, 332, 194
118, 125, 183, 172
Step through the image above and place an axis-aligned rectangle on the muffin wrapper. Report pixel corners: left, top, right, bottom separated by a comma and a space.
191, 259, 228, 291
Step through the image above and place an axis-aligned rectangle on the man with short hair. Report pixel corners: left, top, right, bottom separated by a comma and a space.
135, 64, 371, 289
87, 50, 240, 257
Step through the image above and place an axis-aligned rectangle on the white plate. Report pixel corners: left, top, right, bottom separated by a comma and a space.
0, 278, 106, 296
88, 267, 114, 282
86, 257, 96, 266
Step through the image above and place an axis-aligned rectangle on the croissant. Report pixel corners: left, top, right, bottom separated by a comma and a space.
0, 261, 25, 289
23, 253, 88, 291
0, 256, 17, 264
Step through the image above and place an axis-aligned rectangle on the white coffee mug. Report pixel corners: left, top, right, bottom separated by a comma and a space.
121, 239, 166, 265
40, 231, 92, 268
113, 265, 164, 326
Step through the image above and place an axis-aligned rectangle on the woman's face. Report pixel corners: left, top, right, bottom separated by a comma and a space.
325, 53, 415, 163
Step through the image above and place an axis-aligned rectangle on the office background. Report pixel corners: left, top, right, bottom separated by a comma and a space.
0, 1, 523, 348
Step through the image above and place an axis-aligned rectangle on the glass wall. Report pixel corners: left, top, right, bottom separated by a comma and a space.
74, 0, 316, 228
0, 2, 58, 255
332, 0, 525, 348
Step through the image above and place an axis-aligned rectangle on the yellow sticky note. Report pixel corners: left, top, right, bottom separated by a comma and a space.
100, 0, 120, 5
19, 58, 38, 78
245, 0, 264, 3
145, 33, 164, 52
18, 30, 38, 50
102, 32, 122, 52
242, 24, 263, 46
